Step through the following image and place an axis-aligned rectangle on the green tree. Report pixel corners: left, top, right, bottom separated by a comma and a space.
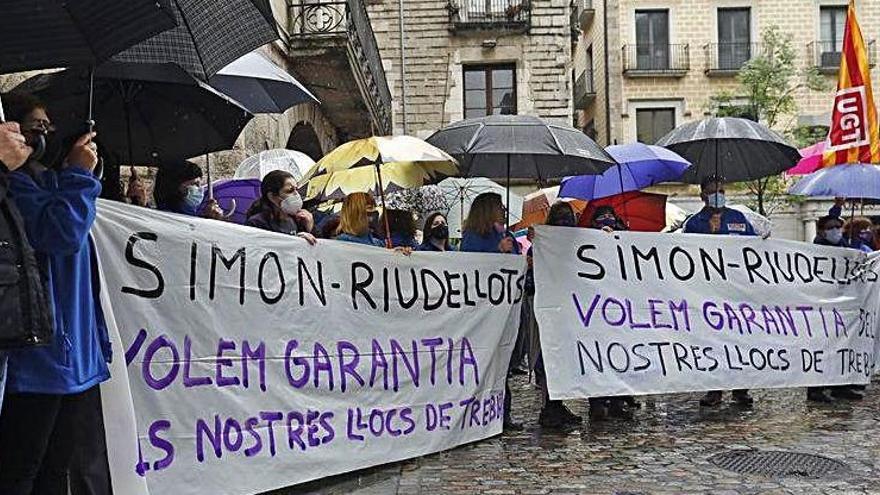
709, 26, 828, 216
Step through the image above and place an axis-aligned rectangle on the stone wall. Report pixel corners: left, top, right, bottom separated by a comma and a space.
367, 0, 575, 138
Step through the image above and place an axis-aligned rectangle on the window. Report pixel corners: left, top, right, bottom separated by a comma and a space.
717, 8, 751, 69
463, 64, 517, 118
820, 6, 847, 66
636, 108, 675, 144
635, 10, 669, 70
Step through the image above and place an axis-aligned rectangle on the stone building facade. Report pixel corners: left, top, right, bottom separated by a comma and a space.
573, 0, 880, 146
367, 0, 576, 138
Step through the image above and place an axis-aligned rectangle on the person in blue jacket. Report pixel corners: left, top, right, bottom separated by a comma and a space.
417, 212, 453, 252
336, 192, 385, 247
460, 192, 523, 431
683, 175, 757, 408
682, 176, 756, 237
0, 111, 111, 494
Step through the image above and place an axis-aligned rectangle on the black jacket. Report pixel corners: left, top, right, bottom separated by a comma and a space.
0, 170, 53, 349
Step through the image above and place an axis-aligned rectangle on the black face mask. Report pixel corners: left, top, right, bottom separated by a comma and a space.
430, 225, 449, 240
368, 212, 380, 231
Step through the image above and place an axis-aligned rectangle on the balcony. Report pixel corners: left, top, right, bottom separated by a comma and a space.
448, 0, 531, 33
284, 0, 392, 137
622, 44, 690, 77
808, 39, 877, 74
570, 0, 595, 37
704, 43, 762, 75
573, 69, 595, 109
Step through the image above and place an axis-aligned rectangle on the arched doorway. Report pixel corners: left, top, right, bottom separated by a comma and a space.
286, 122, 324, 161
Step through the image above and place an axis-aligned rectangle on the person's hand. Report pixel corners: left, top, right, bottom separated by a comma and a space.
0, 122, 32, 171
201, 199, 224, 220
393, 246, 413, 256
293, 209, 314, 232
297, 232, 317, 245
834, 197, 846, 208
709, 213, 722, 234
498, 236, 514, 253
601, 226, 614, 233
65, 132, 98, 172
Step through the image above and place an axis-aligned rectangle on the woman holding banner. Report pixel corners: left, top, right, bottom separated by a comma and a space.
418, 212, 453, 251
460, 192, 523, 431
531, 202, 583, 428
335, 192, 385, 247
245, 170, 316, 245
584, 205, 639, 420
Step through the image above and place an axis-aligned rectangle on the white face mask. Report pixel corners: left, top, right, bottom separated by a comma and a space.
281, 192, 303, 215
706, 192, 726, 209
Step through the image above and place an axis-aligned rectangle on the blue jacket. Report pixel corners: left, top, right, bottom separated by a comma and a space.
390, 232, 417, 249
336, 232, 385, 247
683, 207, 756, 236
6, 167, 110, 395
460, 229, 521, 254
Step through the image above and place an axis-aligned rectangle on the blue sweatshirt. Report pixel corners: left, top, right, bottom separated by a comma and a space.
460, 229, 521, 254
5, 167, 110, 395
683, 207, 756, 236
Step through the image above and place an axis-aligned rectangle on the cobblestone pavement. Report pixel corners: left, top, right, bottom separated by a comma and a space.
279, 377, 880, 495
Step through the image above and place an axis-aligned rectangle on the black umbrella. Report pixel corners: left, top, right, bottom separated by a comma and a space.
427, 115, 616, 225
113, 0, 279, 81
209, 52, 318, 114
15, 63, 253, 165
0, 0, 178, 123
654, 117, 800, 184
0, 0, 177, 75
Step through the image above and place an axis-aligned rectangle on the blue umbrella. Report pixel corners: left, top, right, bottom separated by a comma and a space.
558, 143, 690, 201
788, 163, 880, 199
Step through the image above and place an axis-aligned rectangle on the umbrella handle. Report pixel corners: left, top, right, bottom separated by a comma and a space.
222, 198, 237, 220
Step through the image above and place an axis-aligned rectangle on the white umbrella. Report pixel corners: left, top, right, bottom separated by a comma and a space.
729, 203, 772, 237
663, 203, 690, 232
234, 149, 316, 181
438, 177, 524, 238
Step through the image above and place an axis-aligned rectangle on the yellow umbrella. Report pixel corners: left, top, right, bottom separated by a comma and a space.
302, 136, 459, 246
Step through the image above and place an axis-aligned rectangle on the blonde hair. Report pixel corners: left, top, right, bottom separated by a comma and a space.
463, 193, 503, 236
337, 192, 375, 237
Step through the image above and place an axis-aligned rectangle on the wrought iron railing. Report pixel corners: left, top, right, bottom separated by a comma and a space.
704, 42, 762, 72
448, 0, 531, 30
573, 69, 595, 108
622, 44, 690, 74
808, 39, 876, 72
287, 0, 392, 134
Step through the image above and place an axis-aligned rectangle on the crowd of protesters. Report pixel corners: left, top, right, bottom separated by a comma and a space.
0, 90, 876, 494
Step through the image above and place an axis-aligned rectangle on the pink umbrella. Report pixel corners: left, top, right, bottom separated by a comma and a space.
787, 141, 827, 175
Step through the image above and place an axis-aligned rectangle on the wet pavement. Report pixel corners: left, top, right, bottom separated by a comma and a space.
275, 376, 880, 495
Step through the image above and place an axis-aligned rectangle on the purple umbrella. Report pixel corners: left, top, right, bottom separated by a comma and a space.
558, 143, 690, 201
202, 178, 262, 224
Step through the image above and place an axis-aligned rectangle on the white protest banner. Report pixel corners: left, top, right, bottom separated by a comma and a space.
533, 226, 880, 400
92, 200, 524, 495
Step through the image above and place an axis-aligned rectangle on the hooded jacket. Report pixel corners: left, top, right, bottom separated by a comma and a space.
5, 167, 110, 394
